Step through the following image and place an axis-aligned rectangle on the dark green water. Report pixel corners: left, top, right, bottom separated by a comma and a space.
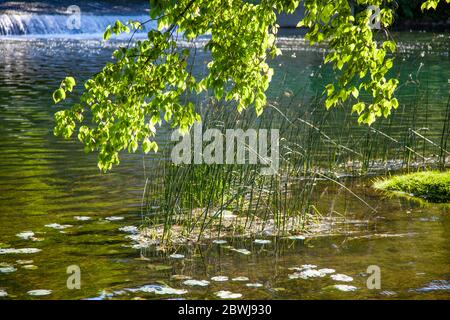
0, 33, 449, 299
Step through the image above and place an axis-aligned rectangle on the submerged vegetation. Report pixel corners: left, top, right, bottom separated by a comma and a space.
374, 171, 450, 203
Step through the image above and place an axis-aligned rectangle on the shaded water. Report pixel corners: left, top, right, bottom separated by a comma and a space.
0, 32, 449, 299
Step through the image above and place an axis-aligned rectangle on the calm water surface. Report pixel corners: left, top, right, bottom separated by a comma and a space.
0, 33, 449, 299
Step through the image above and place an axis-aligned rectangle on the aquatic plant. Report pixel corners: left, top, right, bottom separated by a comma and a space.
373, 170, 450, 203
137, 78, 449, 245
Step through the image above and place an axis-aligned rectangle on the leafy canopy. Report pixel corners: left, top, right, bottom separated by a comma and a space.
52, 0, 448, 171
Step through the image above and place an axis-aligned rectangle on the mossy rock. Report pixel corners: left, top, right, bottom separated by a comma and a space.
373, 171, 450, 203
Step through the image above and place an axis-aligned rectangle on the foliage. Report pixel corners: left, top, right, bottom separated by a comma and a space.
373, 171, 450, 203
52, 0, 447, 171
420, 0, 449, 10
394, 0, 450, 20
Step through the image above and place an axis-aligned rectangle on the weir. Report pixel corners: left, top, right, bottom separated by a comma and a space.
0, 2, 304, 36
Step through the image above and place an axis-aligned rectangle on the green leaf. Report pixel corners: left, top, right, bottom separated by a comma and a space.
352, 102, 365, 115
142, 138, 151, 154
64, 77, 76, 92
103, 27, 111, 40
52, 88, 66, 104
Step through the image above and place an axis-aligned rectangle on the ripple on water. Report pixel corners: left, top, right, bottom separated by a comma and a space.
415, 280, 450, 292
171, 275, 192, 281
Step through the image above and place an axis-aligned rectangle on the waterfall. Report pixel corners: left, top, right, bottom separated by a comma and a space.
0, 14, 155, 36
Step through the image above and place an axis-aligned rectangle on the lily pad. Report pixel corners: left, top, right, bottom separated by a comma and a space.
246, 283, 263, 288
105, 216, 124, 222
16, 231, 36, 241
333, 284, 357, 292
119, 226, 139, 234
231, 248, 251, 255
215, 290, 242, 299
318, 268, 335, 274
0, 262, 12, 267
301, 264, 317, 269
289, 269, 326, 279
183, 279, 210, 287
331, 274, 353, 282
27, 289, 52, 296
74, 216, 91, 221
254, 239, 271, 245
288, 264, 317, 272
16, 260, 33, 265
288, 235, 306, 240
45, 223, 72, 230
0, 266, 17, 273
211, 276, 229, 282
22, 265, 38, 270
130, 285, 187, 295
232, 276, 249, 282
0, 248, 41, 255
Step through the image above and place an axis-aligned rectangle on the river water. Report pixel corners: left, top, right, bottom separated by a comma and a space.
0, 7, 449, 299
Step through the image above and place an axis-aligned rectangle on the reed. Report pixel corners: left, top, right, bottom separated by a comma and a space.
140, 72, 449, 245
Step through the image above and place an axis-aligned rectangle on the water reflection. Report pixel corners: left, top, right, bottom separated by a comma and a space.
0, 34, 449, 299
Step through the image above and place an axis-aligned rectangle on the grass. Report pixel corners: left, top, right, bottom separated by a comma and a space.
373, 171, 450, 203
139, 65, 450, 245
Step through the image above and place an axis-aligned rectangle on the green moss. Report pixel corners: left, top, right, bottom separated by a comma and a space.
373, 171, 450, 203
